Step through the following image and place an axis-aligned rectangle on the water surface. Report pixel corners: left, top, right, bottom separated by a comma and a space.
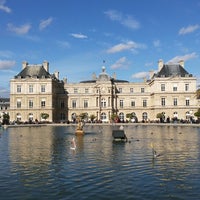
0, 124, 200, 200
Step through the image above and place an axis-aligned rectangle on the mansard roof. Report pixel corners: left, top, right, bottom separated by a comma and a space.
156, 63, 191, 77
15, 65, 52, 79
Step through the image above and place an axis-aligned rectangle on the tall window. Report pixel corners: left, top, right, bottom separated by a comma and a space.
173, 84, 177, 91
186, 98, 190, 106
29, 85, 33, 93
101, 112, 107, 121
41, 85, 45, 93
161, 98, 165, 106
41, 100, 45, 108
17, 85, 21, 93
185, 84, 189, 91
173, 98, 177, 106
29, 100, 33, 108
161, 84, 165, 91
131, 101, 135, 107
143, 99, 147, 107
120, 100, 124, 108
130, 88, 134, 93
101, 98, 106, 107
85, 88, 89, 93
74, 88, 78, 94
84, 100, 88, 108
141, 88, 145, 93
72, 100, 76, 108
119, 88, 122, 93
119, 112, 124, 122
17, 100, 21, 108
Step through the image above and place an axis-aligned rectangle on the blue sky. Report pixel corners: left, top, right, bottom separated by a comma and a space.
0, 0, 200, 97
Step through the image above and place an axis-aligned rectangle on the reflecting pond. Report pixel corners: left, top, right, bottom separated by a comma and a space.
0, 124, 200, 200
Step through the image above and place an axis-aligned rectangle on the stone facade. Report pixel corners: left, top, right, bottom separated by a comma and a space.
64, 60, 198, 123
9, 60, 199, 123
9, 61, 67, 123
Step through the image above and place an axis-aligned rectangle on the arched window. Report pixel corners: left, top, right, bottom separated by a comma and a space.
119, 112, 124, 122
28, 113, 33, 121
16, 113, 21, 121
71, 113, 76, 122
101, 112, 107, 122
142, 112, 148, 121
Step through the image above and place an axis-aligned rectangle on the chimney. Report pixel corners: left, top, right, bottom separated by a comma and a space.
43, 61, 49, 72
63, 77, 67, 84
22, 61, 28, 69
158, 59, 164, 71
179, 60, 184, 68
54, 71, 59, 79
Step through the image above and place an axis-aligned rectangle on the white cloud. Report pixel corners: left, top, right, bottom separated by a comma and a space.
0, 60, 16, 70
56, 40, 70, 48
104, 10, 140, 30
7, 23, 31, 35
107, 41, 145, 54
70, 33, 88, 39
179, 24, 199, 35
168, 52, 198, 63
110, 57, 129, 69
0, 0, 11, 13
39, 17, 53, 30
132, 71, 149, 79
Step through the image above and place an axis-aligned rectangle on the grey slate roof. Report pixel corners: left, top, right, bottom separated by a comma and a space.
15, 65, 52, 79
156, 64, 191, 77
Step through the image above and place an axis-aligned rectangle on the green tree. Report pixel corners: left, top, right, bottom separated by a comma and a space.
156, 113, 165, 123
41, 113, 49, 120
79, 112, 88, 121
194, 108, 200, 118
89, 114, 96, 122
2, 112, 10, 125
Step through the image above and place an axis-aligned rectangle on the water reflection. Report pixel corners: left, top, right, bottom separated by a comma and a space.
0, 124, 200, 200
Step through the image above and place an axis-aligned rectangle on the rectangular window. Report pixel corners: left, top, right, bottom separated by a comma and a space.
72, 100, 76, 108
85, 88, 89, 93
84, 100, 88, 108
74, 88, 78, 94
173, 98, 177, 106
186, 99, 190, 106
161, 84, 165, 91
141, 88, 145, 93
173, 84, 177, 91
161, 98, 165, 106
29, 85, 33, 93
41, 85, 45, 93
119, 88, 122, 93
185, 84, 189, 91
130, 88, 134, 93
143, 99, 147, 107
29, 100, 33, 108
119, 100, 123, 108
131, 101, 135, 107
41, 100, 45, 108
17, 85, 21, 93
17, 100, 21, 108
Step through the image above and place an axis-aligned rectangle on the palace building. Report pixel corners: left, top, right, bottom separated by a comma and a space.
9, 61, 67, 123
9, 60, 198, 123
